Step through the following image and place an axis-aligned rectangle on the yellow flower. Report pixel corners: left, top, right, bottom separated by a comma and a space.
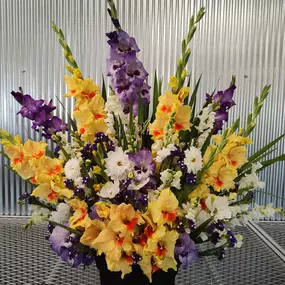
149, 119, 168, 140
93, 166, 101, 174
35, 156, 63, 184
168, 76, 178, 93
64, 75, 83, 98
80, 219, 106, 248
203, 159, 237, 191
32, 180, 73, 204
73, 95, 107, 142
138, 253, 153, 282
95, 202, 110, 218
23, 140, 47, 161
149, 188, 179, 225
93, 226, 133, 261
173, 105, 192, 132
223, 145, 248, 169
147, 230, 178, 267
109, 203, 144, 234
177, 87, 190, 102
68, 199, 91, 230
106, 252, 133, 278
189, 183, 211, 200
156, 91, 181, 120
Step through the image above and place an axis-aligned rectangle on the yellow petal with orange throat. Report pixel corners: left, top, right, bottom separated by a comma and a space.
174, 105, 192, 131
149, 119, 168, 140
80, 220, 106, 248
23, 140, 47, 160
68, 199, 91, 229
150, 188, 179, 225
35, 157, 63, 183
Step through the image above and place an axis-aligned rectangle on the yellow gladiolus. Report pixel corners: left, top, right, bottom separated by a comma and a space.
68, 199, 91, 230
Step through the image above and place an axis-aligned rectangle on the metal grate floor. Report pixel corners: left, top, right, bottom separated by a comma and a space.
1, 217, 285, 285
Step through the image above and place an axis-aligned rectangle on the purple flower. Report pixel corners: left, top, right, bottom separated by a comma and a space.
186, 173, 197, 185
129, 148, 155, 174
211, 85, 236, 133
106, 30, 150, 116
49, 225, 95, 267
89, 206, 103, 221
175, 233, 199, 269
11, 90, 68, 139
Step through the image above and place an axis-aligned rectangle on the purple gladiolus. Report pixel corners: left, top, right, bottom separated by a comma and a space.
11, 90, 68, 139
211, 85, 236, 133
106, 30, 150, 115
175, 233, 199, 269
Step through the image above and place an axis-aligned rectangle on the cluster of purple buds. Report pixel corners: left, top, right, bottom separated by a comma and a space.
74, 187, 85, 199
80, 144, 95, 160
64, 179, 74, 190
175, 218, 186, 233
186, 173, 197, 185
106, 30, 150, 116
177, 160, 187, 171
94, 132, 115, 152
218, 247, 226, 260
131, 252, 143, 264
208, 85, 236, 133
208, 221, 225, 244
11, 90, 68, 139
82, 176, 90, 185
188, 219, 196, 232
227, 230, 238, 248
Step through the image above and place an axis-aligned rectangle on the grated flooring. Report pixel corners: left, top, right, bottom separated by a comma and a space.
0, 217, 285, 285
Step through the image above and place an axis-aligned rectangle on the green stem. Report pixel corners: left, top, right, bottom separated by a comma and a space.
49, 220, 83, 236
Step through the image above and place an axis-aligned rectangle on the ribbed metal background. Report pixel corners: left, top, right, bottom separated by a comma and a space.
0, 0, 285, 216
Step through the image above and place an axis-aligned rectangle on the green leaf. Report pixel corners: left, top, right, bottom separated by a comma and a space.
49, 220, 83, 236
190, 216, 213, 241
46, 147, 55, 158
55, 95, 77, 132
0, 151, 9, 159
248, 133, 285, 163
101, 75, 107, 102
137, 88, 144, 124
189, 74, 202, 124
119, 116, 128, 150
259, 154, 285, 171
151, 71, 159, 122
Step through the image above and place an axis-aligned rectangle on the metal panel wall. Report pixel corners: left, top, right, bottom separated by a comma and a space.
0, 0, 284, 217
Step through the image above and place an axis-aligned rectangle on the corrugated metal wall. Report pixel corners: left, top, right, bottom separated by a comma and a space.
0, 0, 284, 217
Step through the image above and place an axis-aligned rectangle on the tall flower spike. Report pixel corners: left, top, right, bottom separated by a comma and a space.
106, 0, 151, 116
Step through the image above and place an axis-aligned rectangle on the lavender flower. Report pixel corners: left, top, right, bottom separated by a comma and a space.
11, 91, 68, 139
49, 225, 95, 267
129, 148, 155, 174
211, 85, 236, 133
106, 30, 150, 115
175, 233, 199, 269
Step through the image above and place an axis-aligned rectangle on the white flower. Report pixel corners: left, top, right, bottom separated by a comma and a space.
64, 158, 81, 180
152, 140, 164, 153
104, 147, 132, 180
239, 163, 265, 189
235, 234, 244, 248
99, 181, 120, 199
159, 170, 182, 190
182, 202, 201, 222
50, 203, 71, 224
205, 196, 232, 221
30, 205, 50, 225
156, 144, 176, 163
184, 147, 203, 174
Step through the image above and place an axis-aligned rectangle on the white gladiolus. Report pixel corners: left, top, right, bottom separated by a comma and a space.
50, 203, 71, 224
99, 181, 120, 198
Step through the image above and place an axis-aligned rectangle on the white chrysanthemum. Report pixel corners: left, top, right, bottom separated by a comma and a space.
64, 158, 81, 180
182, 202, 201, 222
50, 203, 71, 224
184, 147, 203, 174
99, 181, 120, 199
156, 144, 176, 163
104, 147, 132, 180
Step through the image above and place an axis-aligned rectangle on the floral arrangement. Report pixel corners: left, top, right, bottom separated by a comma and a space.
1, 1, 284, 283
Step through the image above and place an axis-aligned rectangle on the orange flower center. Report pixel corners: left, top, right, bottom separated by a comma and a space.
12, 152, 24, 165
125, 218, 138, 232
47, 190, 58, 201
33, 151, 44, 159
162, 211, 177, 222
70, 89, 76, 94
153, 130, 163, 137
155, 241, 167, 257
214, 177, 224, 187
174, 123, 184, 131
73, 208, 87, 225
79, 128, 85, 134
160, 105, 172, 113
94, 113, 104, 120
48, 165, 62, 176
81, 91, 96, 99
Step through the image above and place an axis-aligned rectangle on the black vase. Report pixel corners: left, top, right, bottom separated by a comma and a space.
95, 255, 177, 285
